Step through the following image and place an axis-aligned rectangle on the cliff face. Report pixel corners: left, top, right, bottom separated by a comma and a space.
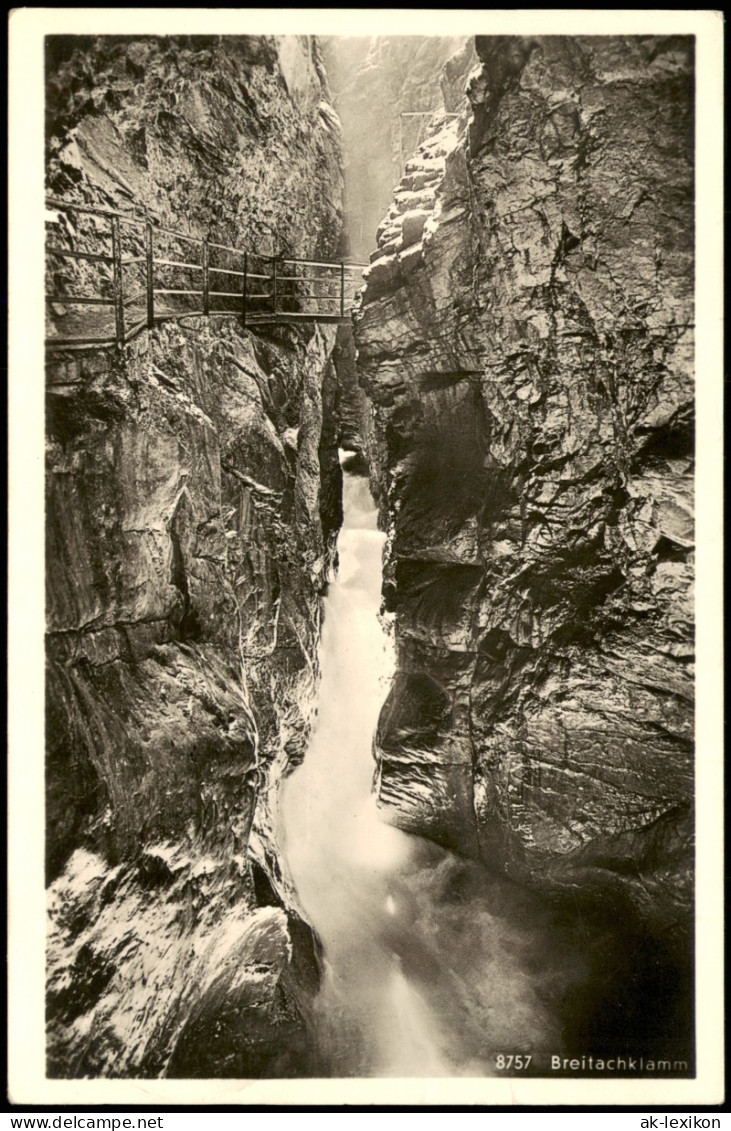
45, 35, 341, 1077
355, 35, 694, 932
46, 34, 341, 256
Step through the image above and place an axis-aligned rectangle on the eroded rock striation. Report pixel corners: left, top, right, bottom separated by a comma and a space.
356, 35, 694, 933
45, 35, 341, 1077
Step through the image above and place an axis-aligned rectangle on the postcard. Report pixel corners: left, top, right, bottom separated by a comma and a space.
7, 7, 724, 1109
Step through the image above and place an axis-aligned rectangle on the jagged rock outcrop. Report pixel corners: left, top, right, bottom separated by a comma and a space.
321, 36, 476, 458
322, 36, 474, 260
45, 35, 341, 1077
355, 35, 694, 934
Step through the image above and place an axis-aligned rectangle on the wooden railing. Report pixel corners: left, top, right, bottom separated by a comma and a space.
45, 196, 367, 351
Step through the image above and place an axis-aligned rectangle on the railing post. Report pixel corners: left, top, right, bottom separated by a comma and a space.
202, 239, 210, 316
244, 251, 250, 327
271, 257, 277, 316
110, 215, 126, 348
340, 262, 345, 318
145, 222, 155, 329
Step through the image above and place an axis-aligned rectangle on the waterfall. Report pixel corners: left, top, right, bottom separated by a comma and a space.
280, 455, 578, 1077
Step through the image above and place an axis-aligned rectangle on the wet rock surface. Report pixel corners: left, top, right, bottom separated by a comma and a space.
356, 35, 694, 933
45, 35, 342, 1078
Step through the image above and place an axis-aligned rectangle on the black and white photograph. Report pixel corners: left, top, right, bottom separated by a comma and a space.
7, 7, 724, 1109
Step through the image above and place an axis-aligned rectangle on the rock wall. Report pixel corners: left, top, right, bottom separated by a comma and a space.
45, 35, 342, 1077
46, 34, 341, 256
355, 35, 694, 934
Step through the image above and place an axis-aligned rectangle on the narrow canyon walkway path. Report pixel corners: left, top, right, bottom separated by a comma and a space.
280, 458, 587, 1078
45, 195, 367, 352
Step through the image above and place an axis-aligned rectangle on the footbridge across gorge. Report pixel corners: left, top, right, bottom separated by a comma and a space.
45, 196, 368, 353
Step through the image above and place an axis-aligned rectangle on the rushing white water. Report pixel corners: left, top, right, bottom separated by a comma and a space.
280, 458, 579, 1077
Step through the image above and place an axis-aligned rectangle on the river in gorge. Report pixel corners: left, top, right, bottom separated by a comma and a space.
278, 456, 690, 1078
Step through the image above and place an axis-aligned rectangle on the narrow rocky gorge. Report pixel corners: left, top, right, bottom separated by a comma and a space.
321, 35, 476, 461
44, 32, 695, 1081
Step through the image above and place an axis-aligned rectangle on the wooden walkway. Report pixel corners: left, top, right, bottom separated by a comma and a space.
45, 196, 367, 352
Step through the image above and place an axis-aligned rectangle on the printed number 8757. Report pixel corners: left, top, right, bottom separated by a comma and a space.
495, 1054, 532, 1070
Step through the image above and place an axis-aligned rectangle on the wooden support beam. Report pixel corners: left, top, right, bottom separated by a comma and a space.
242, 251, 248, 330
201, 239, 210, 316
110, 215, 126, 348
145, 222, 155, 329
